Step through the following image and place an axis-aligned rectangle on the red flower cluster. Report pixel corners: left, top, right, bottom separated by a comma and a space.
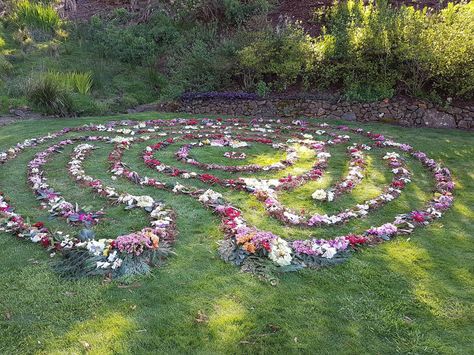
171, 169, 181, 177
279, 175, 294, 183
392, 180, 405, 189
40, 235, 51, 248
224, 207, 240, 219
200, 174, 220, 184
346, 234, 367, 246
411, 211, 426, 222
33, 222, 44, 229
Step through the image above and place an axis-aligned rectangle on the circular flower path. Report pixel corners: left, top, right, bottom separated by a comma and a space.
0, 118, 454, 280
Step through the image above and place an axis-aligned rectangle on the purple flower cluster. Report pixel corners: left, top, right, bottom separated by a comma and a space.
181, 91, 260, 101
292, 237, 349, 256
115, 233, 154, 256
367, 223, 398, 237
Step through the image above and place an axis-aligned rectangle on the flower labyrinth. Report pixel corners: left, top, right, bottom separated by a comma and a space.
0, 118, 454, 280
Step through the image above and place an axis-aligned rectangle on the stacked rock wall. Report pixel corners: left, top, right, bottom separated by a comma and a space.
175, 95, 473, 129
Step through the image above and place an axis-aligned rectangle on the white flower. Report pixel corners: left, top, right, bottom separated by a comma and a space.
229, 140, 249, 148
87, 240, 106, 256
150, 206, 166, 218
112, 258, 123, 269
283, 211, 300, 224
198, 189, 222, 203
30, 234, 44, 243
107, 250, 118, 262
327, 191, 335, 202
173, 183, 185, 193
317, 152, 331, 159
322, 246, 337, 259
136, 195, 155, 208
312, 189, 327, 200
96, 261, 111, 269
268, 238, 292, 266
384, 152, 400, 160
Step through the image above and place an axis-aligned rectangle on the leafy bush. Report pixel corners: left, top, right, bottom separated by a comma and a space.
238, 24, 316, 91
13, 1, 61, 32
70, 93, 107, 116
313, 0, 474, 100
158, 24, 240, 98
80, 14, 158, 64
27, 75, 74, 116
418, 2, 474, 98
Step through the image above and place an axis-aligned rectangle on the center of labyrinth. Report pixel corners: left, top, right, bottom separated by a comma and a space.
0, 118, 454, 281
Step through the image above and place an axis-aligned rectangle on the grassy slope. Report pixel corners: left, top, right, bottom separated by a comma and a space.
0, 22, 155, 115
0, 113, 473, 354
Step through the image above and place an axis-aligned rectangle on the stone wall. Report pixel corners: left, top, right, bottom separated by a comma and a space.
175, 95, 473, 129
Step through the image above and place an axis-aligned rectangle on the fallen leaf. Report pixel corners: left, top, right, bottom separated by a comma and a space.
79, 340, 91, 350
195, 310, 208, 324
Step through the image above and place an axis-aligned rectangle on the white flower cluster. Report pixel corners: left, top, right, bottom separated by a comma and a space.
241, 178, 280, 193
198, 189, 223, 204
268, 238, 293, 266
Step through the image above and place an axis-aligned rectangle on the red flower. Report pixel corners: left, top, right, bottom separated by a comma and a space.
392, 180, 405, 189
279, 175, 293, 183
40, 236, 51, 248
171, 169, 181, 177
166, 138, 174, 143
33, 222, 44, 229
187, 119, 198, 125
224, 218, 237, 229
347, 234, 367, 246
200, 174, 220, 184
262, 241, 271, 251
224, 207, 240, 219
411, 211, 425, 222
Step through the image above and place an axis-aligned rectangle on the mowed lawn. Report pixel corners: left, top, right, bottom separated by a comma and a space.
0, 113, 472, 354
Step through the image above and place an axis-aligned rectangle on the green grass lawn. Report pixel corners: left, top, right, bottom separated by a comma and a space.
0, 113, 473, 354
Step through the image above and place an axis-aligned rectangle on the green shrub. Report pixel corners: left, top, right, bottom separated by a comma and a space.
13, 1, 61, 32
81, 15, 158, 64
159, 25, 238, 98
238, 24, 316, 91
420, 2, 474, 98
256, 80, 270, 97
70, 93, 106, 116
27, 75, 74, 116
313, 0, 474, 100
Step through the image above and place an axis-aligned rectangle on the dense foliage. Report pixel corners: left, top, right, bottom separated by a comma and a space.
0, 0, 473, 116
